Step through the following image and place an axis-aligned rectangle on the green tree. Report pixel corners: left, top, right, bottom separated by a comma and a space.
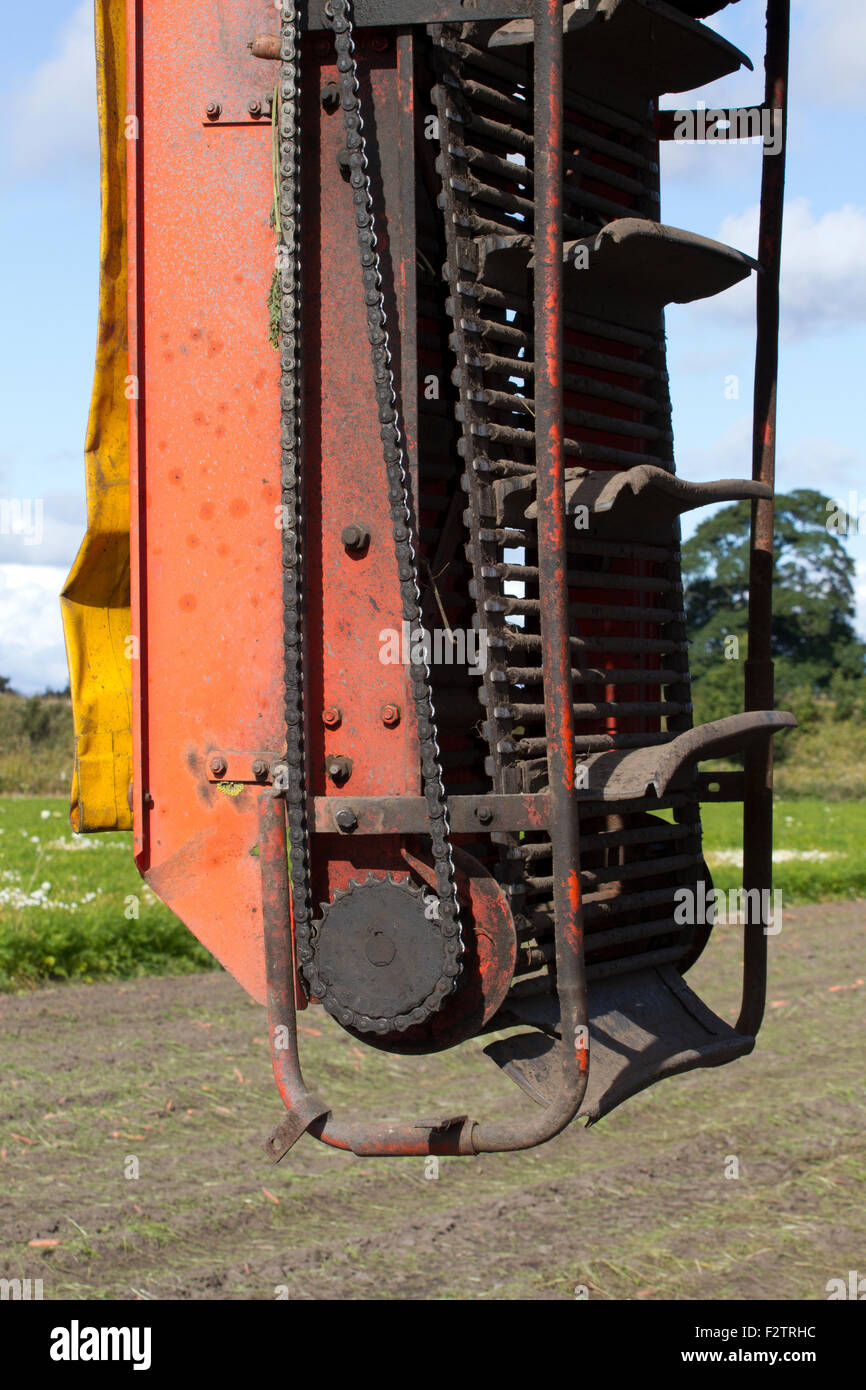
683, 489, 866, 697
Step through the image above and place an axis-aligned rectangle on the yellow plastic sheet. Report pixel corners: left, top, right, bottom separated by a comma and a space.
60, 0, 132, 831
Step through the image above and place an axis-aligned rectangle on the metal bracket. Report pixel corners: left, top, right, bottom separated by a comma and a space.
312, 792, 551, 834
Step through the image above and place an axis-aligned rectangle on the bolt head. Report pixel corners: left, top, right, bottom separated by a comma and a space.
247, 98, 262, 118
205, 101, 221, 120
252, 758, 269, 780
341, 523, 370, 552
475, 804, 494, 825
335, 808, 358, 833
380, 703, 400, 727
326, 755, 353, 785
210, 755, 228, 778
322, 706, 342, 729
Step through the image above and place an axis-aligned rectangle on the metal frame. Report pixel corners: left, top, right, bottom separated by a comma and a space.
740, 0, 790, 1034
262, 0, 589, 1158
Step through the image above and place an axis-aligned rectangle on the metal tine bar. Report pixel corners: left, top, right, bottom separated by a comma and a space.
506, 666, 686, 685
457, 89, 658, 172
530, 883, 681, 923
498, 632, 687, 654
507, 700, 690, 723
489, 595, 679, 623
461, 144, 649, 220
510, 730, 675, 756
497, 563, 681, 594
461, 142, 650, 204
437, 33, 652, 143
451, 207, 545, 238
459, 281, 661, 350
474, 388, 668, 442
475, 420, 665, 469
581, 852, 704, 889
450, 169, 592, 239
527, 849, 702, 895
581, 821, 691, 852
584, 916, 687, 951
460, 320, 662, 378
575, 792, 693, 814
481, 528, 678, 562
586, 945, 686, 982
468, 352, 661, 412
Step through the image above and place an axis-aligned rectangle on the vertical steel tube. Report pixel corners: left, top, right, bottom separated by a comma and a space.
739, 0, 790, 1037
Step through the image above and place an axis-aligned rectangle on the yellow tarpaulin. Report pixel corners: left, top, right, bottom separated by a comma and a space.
60, 0, 132, 831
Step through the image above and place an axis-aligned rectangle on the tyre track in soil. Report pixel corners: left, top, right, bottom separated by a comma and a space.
1, 902, 863, 1299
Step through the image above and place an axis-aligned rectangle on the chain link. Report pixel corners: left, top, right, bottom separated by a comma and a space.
277, 1, 464, 1031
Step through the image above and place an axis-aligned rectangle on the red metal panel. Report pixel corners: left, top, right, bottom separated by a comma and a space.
128, 0, 286, 1001
127, 4, 419, 1001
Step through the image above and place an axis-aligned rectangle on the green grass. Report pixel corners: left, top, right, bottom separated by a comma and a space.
695, 799, 866, 903
1, 795, 863, 992
0, 797, 215, 991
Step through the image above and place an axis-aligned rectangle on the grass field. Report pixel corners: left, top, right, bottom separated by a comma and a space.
699, 800, 866, 901
0, 798, 212, 991
0, 794, 864, 992
1, 905, 862, 1299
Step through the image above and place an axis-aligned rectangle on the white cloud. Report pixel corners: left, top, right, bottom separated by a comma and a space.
6, 1, 97, 176
779, 438, 862, 496
683, 198, 866, 340
676, 414, 753, 493
0, 565, 69, 694
793, 0, 866, 109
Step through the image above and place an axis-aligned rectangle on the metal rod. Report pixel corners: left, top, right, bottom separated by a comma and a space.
739, 0, 789, 1038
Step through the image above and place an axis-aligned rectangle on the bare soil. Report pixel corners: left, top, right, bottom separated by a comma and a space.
1, 902, 863, 1300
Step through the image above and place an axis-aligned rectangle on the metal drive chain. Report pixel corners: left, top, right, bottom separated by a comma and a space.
276, 3, 316, 983
290, 0, 464, 1031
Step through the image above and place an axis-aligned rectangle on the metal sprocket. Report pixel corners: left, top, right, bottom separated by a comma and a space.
309, 874, 463, 1034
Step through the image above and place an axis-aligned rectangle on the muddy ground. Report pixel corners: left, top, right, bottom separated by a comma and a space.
1, 903, 863, 1300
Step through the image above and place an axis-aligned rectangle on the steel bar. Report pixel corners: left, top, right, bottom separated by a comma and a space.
739, 0, 790, 1038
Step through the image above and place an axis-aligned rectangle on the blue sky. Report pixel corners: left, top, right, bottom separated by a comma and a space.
0, 0, 864, 693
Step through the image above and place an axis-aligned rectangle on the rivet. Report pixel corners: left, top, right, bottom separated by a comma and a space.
341, 523, 370, 552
